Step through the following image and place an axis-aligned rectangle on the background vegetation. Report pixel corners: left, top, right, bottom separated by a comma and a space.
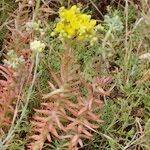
0, 0, 150, 150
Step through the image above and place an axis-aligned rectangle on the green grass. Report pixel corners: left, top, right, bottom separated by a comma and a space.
0, 0, 16, 47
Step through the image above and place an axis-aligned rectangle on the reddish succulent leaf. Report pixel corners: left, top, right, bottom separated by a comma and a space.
28, 47, 111, 149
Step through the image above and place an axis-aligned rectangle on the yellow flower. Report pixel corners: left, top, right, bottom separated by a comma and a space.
55, 22, 64, 32
52, 5, 98, 41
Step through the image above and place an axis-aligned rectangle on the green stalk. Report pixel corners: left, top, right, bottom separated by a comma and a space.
102, 28, 112, 48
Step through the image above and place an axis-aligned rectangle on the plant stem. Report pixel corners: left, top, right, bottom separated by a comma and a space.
32, 0, 41, 22
124, 0, 129, 78
102, 28, 112, 48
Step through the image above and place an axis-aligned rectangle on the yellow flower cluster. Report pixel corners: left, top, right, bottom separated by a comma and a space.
51, 5, 97, 40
